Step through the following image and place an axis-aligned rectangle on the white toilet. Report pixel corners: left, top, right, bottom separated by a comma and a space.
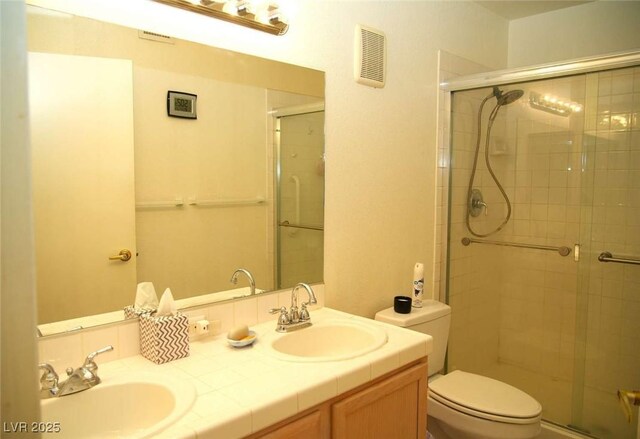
375, 299, 542, 439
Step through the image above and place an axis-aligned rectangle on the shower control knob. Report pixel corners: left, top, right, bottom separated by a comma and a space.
469, 189, 488, 217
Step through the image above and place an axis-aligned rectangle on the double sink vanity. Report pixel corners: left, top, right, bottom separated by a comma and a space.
39, 306, 432, 438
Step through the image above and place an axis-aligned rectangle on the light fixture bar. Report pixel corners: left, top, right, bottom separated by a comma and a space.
152, 0, 288, 36
529, 91, 582, 117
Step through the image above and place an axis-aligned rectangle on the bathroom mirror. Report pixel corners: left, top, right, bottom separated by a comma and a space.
28, 5, 325, 334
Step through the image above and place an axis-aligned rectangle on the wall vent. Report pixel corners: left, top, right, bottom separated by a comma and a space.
354, 24, 386, 88
138, 30, 175, 44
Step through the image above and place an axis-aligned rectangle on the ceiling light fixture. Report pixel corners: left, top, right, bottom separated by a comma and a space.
529, 91, 582, 117
152, 0, 288, 36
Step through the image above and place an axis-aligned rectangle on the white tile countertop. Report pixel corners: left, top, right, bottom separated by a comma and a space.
96, 307, 433, 438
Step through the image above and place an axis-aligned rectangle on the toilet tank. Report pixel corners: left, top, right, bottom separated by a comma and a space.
375, 300, 451, 377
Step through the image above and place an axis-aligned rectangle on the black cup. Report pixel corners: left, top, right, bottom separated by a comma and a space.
394, 296, 412, 314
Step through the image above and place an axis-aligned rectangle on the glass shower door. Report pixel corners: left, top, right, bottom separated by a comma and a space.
571, 66, 640, 439
276, 110, 325, 289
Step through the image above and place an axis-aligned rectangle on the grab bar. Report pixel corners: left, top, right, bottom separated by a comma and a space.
279, 221, 324, 231
188, 197, 265, 207
135, 197, 184, 209
461, 237, 572, 257
598, 252, 640, 266
290, 175, 301, 226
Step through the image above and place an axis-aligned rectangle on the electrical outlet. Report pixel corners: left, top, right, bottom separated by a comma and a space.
187, 315, 206, 337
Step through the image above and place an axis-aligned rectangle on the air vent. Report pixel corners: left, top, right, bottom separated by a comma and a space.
138, 30, 175, 44
354, 24, 386, 88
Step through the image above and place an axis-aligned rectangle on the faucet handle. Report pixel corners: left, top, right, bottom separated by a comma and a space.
269, 307, 290, 326
82, 345, 114, 371
38, 363, 60, 398
299, 303, 310, 321
39, 363, 59, 385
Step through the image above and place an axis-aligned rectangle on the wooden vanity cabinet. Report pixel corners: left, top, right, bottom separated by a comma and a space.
250, 359, 428, 439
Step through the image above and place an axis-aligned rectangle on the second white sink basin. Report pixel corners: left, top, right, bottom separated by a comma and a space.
40, 373, 196, 438
262, 319, 387, 362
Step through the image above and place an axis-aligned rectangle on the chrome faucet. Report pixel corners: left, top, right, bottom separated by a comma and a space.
230, 268, 256, 295
38, 345, 113, 398
269, 283, 317, 332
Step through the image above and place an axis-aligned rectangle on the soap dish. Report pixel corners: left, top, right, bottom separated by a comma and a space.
227, 330, 257, 348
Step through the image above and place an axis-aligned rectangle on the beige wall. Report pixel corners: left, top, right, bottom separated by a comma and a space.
508, 1, 640, 68
27, 0, 510, 319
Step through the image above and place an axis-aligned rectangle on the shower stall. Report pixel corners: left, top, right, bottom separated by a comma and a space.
444, 52, 640, 438
274, 103, 325, 289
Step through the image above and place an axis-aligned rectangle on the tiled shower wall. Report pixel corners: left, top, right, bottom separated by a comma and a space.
442, 60, 640, 438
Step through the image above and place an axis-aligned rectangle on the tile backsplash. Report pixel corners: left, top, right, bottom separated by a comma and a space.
38, 284, 324, 371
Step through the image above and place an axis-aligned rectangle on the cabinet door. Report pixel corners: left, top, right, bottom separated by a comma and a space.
257, 407, 329, 439
332, 362, 428, 439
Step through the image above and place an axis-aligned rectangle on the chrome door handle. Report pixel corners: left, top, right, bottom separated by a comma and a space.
109, 249, 132, 262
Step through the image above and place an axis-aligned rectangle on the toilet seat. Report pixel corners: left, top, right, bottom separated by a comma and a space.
429, 370, 542, 425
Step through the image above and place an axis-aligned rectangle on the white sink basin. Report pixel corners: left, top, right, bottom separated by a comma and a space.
261, 319, 387, 362
40, 373, 196, 438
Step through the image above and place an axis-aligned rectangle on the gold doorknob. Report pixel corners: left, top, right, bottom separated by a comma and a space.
109, 249, 132, 262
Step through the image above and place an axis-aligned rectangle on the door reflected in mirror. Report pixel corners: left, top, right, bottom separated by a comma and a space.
27, 5, 324, 334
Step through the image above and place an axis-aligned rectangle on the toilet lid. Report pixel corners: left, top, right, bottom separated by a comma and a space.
429, 370, 542, 421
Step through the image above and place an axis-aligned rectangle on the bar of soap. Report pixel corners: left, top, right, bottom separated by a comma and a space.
227, 324, 249, 341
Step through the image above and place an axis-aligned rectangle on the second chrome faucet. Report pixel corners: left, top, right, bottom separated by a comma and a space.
230, 268, 256, 295
270, 283, 317, 332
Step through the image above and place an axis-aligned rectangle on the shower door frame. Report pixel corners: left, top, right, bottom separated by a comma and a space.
438, 49, 640, 437
439, 49, 640, 304
271, 102, 325, 290
440, 50, 640, 93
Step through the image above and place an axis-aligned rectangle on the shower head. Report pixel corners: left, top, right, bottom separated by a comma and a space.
492, 87, 524, 106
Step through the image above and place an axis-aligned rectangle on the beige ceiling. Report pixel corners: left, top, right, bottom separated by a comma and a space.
475, 0, 595, 20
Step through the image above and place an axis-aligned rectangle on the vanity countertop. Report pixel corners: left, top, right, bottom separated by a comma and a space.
97, 307, 433, 438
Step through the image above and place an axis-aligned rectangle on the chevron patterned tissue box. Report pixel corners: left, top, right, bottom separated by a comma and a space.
124, 305, 154, 320
139, 313, 189, 364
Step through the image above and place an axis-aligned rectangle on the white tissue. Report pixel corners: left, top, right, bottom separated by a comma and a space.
156, 288, 177, 316
135, 282, 159, 311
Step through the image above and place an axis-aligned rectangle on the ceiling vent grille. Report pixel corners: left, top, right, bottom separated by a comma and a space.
138, 30, 175, 44
354, 24, 386, 88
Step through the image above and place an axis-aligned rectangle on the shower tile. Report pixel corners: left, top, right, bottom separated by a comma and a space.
547, 206, 566, 221
531, 171, 549, 187
598, 76, 612, 96
611, 93, 633, 114
550, 153, 571, 171
531, 188, 549, 203
548, 188, 567, 204
548, 170, 568, 187
530, 221, 548, 238
606, 170, 628, 188
611, 74, 634, 95
531, 205, 548, 221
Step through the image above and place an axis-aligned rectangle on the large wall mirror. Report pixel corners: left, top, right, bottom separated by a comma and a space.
27, 5, 325, 335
